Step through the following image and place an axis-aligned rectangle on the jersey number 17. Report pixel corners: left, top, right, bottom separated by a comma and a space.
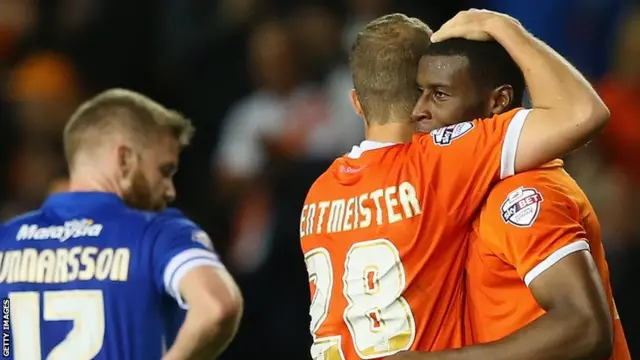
8, 290, 105, 359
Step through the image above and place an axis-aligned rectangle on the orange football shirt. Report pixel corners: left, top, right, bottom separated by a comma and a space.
466, 162, 630, 359
300, 108, 530, 360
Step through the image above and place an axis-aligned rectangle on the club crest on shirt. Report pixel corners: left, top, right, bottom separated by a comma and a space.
431, 122, 474, 146
192, 230, 214, 251
501, 187, 544, 227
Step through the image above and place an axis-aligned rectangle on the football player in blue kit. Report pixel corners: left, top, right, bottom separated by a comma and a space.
0, 89, 243, 360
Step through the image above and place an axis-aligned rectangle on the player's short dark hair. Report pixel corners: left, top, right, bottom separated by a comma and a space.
63, 89, 195, 168
350, 13, 432, 123
424, 39, 525, 109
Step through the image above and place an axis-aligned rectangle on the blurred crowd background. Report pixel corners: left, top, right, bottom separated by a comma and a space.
0, 0, 638, 358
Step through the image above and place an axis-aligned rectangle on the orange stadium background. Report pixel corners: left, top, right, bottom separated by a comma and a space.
0, 0, 638, 358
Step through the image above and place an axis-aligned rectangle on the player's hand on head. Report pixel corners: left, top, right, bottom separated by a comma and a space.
431, 9, 517, 43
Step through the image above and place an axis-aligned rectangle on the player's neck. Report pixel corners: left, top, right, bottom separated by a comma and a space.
365, 121, 415, 144
67, 171, 123, 198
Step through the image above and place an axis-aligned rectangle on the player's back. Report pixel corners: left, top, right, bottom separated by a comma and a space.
0, 192, 188, 360
466, 164, 630, 359
302, 143, 466, 359
300, 109, 532, 359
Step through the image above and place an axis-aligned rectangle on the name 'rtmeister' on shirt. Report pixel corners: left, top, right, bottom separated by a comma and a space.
300, 181, 422, 237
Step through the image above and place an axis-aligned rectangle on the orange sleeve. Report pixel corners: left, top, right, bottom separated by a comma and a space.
477, 175, 590, 286
413, 107, 531, 219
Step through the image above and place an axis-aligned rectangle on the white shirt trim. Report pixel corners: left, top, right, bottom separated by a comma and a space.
523, 240, 590, 286
500, 109, 531, 179
347, 140, 397, 159
163, 248, 224, 309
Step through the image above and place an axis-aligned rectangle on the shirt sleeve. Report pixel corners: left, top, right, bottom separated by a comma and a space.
150, 214, 224, 309
414, 107, 531, 220
477, 173, 590, 286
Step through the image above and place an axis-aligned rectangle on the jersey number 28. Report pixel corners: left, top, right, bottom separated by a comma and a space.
8, 290, 105, 359
305, 239, 416, 359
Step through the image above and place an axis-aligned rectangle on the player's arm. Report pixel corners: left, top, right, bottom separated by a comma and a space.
388, 250, 613, 360
164, 266, 243, 360
467, 251, 613, 360
388, 180, 613, 360
435, 180, 615, 360
152, 217, 243, 360
433, 10, 609, 174
390, 252, 613, 360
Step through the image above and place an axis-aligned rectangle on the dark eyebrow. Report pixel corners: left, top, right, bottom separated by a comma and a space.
424, 82, 451, 89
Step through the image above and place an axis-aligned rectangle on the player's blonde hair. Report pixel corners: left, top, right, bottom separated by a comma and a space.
63, 88, 195, 168
350, 13, 433, 124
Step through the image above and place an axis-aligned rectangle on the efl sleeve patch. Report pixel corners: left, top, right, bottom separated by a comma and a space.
501, 186, 544, 227
150, 214, 224, 307
431, 122, 474, 146
191, 230, 214, 251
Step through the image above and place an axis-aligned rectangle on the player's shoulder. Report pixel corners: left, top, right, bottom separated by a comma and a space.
143, 208, 213, 250
145, 208, 198, 234
410, 122, 476, 149
411, 107, 529, 150
304, 158, 346, 202
422, 121, 476, 147
487, 162, 580, 202
3, 209, 44, 227
480, 107, 529, 129
96, 206, 185, 234
1, 209, 46, 237
483, 163, 583, 227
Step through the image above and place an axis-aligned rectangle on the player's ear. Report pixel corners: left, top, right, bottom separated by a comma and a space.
116, 144, 137, 188
350, 89, 365, 118
488, 84, 514, 115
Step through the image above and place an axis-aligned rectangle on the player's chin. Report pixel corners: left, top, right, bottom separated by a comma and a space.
415, 119, 438, 133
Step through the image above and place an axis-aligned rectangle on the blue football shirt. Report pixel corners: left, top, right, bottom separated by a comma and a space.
0, 192, 223, 359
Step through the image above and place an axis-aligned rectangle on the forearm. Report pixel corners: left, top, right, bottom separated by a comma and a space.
486, 19, 603, 113
421, 310, 609, 360
163, 310, 240, 360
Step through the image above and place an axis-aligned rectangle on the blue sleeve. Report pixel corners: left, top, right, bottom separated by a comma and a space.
149, 212, 224, 309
